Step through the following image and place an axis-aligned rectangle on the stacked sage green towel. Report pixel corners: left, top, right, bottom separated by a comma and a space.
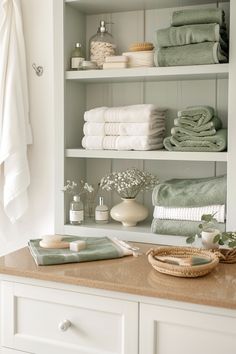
28, 236, 130, 266
151, 218, 226, 237
151, 175, 226, 237
155, 8, 228, 67
163, 106, 227, 152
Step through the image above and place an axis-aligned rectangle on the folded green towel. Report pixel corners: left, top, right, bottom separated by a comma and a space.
152, 175, 226, 208
156, 23, 227, 48
151, 218, 226, 237
174, 116, 222, 132
164, 128, 227, 152
171, 8, 225, 27
28, 236, 129, 266
171, 125, 217, 137
178, 106, 214, 125
154, 42, 228, 67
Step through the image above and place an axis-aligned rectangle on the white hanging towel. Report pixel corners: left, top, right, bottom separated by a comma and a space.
0, 0, 32, 223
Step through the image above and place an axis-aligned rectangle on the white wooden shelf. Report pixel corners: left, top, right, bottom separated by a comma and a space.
66, 149, 228, 162
65, 0, 229, 14
66, 64, 229, 83
64, 221, 202, 247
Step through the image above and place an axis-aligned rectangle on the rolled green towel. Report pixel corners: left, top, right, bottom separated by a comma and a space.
151, 218, 226, 237
154, 42, 228, 67
28, 236, 129, 266
164, 128, 227, 152
174, 116, 222, 132
156, 23, 227, 48
171, 8, 225, 27
152, 174, 226, 208
178, 106, 215, 125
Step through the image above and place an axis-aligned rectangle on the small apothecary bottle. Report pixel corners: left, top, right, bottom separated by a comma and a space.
69, 195, 84, 225
95, 197, 109, 224
70, 42, 85, 70
89, 20, 116, 68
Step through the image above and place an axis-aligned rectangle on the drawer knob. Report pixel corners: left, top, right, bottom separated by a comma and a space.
58, 319, 71, 332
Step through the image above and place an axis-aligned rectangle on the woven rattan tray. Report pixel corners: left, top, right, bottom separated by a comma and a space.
147, 247, 219, 278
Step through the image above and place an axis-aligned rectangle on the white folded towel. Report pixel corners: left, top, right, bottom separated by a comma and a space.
84, 104, 166, 123
0, 0, 32, 223
82, 135, 164, 151
83, 122, 165, 136
153, 205, 225, 223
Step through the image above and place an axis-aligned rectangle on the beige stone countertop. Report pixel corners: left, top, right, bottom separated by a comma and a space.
0, 243, 236, 310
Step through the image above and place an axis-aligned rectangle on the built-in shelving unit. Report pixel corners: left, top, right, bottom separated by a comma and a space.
66, 64, 229, 83
66, 149, 228, 162
65, 0, 229, 13
54, 0, 236, 245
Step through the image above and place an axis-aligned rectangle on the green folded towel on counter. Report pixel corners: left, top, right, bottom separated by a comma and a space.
171, 8, 225, 27
154, 42, 228, 67
28, 236, 128, 266
174, 116, 222, 133
164, 128, 227, 152
152, 175, 226, 208
156, 23, 227, 49
151, 218, 226, 237
178, 106, 215, 126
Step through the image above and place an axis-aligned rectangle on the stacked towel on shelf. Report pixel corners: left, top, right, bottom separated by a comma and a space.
82, 104, 166, 151
151, 175, 226, 237
155, 8, 228, 66
163, 106, 227, 152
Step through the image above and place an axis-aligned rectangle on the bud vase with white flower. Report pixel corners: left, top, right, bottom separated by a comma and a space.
100, 168, 159, 227
62, 180, 99, 221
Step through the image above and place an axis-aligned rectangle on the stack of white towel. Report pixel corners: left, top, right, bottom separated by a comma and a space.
82, 104, 166, 151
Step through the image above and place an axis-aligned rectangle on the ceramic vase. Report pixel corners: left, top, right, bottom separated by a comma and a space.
110, 198, 148, 227
201, 228, 220, 249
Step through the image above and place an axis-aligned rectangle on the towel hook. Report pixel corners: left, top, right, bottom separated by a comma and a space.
32, 63, 44, 77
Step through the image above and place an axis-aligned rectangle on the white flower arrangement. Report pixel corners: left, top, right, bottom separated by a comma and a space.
62, 180, 95, 196
100, 168, 159, 199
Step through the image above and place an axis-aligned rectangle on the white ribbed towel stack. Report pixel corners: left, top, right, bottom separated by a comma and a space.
82, 104, 166, 151
153, 204, 225, 223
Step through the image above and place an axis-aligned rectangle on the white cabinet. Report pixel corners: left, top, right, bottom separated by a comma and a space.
1, 279, 236, 354
54, 0, 236, 245
140, 303, 236, 354
1, 282, 138, 354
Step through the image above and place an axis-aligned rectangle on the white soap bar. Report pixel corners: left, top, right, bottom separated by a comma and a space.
105, 55, 128, 63
70, 240, 86, 252
103, 62, 128, 69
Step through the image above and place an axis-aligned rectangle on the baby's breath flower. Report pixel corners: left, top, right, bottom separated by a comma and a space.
100, 168, 159, 199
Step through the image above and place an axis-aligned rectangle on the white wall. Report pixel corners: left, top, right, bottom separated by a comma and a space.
0, 0, 55, 256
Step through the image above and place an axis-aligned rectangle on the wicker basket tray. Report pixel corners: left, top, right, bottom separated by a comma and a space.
147, 247, 219, 278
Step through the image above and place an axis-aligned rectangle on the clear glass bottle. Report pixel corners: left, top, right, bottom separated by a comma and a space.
70, 42, 85, 70
69, 195, 84, 225
95, 197, 109, 224
89, 20, 116, 68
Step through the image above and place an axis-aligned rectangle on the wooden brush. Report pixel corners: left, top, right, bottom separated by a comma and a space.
155, 255, 211, 266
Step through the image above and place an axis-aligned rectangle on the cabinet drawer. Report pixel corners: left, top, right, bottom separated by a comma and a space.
140, 303, 236, 354
1, 282, 138, 354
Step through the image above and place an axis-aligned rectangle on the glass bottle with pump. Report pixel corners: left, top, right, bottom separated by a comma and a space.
95, 197, 109, 224
69, 195, 84, 225
70, 42, 85, 70
89, 20, 116, 68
